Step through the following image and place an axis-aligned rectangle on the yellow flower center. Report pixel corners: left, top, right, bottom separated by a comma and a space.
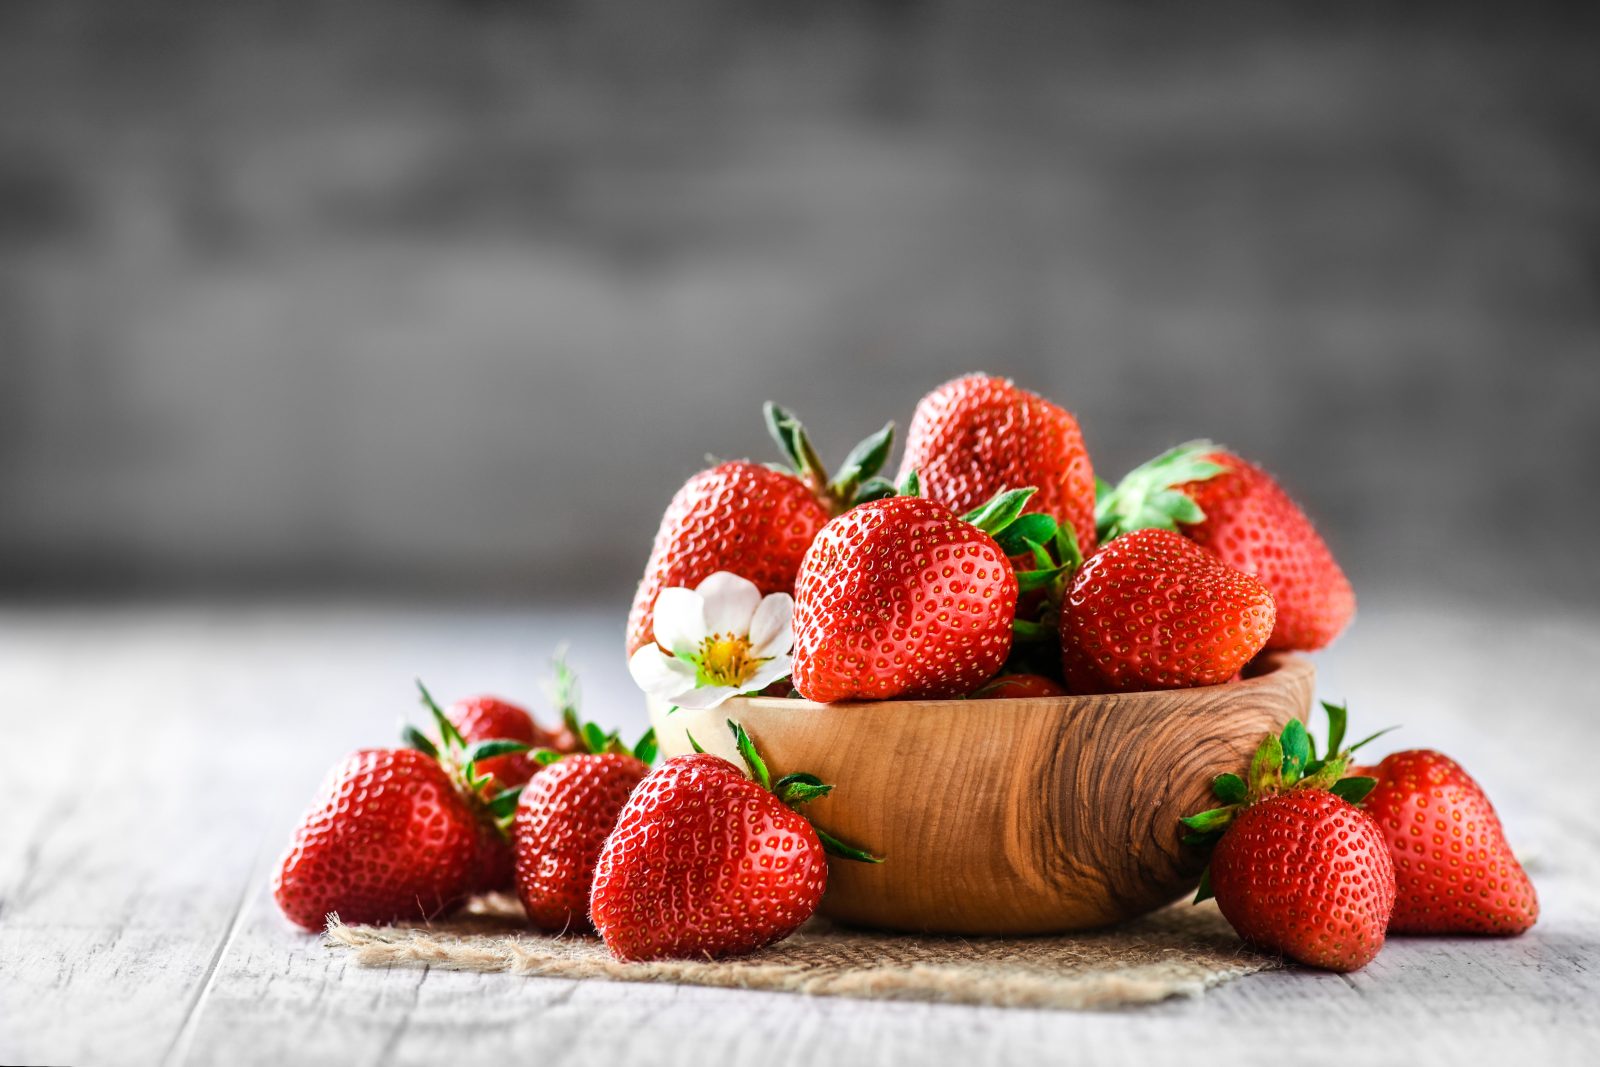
698, 633, 761, 688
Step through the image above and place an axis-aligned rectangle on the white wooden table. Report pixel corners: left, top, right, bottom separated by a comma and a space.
3, 599, 1597, 1066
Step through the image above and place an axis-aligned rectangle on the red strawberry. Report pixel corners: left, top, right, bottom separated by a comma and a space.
589, 722, 877, 962
1211, 790, 1395, 972
447, 696, 576, 792
273, 748, 482, 931
1356, 750, 1538, 935
1059, 528, 1275, 693
1182, 710, 1396, 972
971, 673, 1067, 699
791, 488, 1049, 703
1098, 442, 1355, 651
512, 724, 654, 932
899, 374, 1098, 555
626, 408, 894, 656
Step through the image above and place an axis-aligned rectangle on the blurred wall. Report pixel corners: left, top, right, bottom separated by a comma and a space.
2, 1, 1597, 604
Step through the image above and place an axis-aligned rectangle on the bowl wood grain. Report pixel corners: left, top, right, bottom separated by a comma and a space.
650, 653, 1313, 935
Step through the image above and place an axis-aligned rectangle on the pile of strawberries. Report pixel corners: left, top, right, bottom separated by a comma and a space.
274, 372, 1537, 974
274, 665, 874, 961
632, 372, 1355, 702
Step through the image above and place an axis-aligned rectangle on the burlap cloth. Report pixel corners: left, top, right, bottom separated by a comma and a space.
324, 895, 1275, 1010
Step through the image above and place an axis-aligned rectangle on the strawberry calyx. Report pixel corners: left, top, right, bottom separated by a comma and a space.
1095, 440, 1229, 543
407, 680, 534, 838
956, 487, 1084, 645
763, 402, 896, 515
1181, 701, 1394, 902
529, 652, 658, 769
685, 720, 884, 864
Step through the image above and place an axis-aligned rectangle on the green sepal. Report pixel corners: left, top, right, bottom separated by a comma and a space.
814, 825, 883, 864
961, 487, 1037, 537
763, 401, 809, 476
632, 727, 658, 766
1095, 440, 1228, 543
530, 748, 563, 766
853, 477, 897, 505
1179, 807, 1236, 833
1322, 700, 1348, 758
1011, 619, 1054, 642
1346, 726, 1399, 754
1211, 772, 1247, 804
1193, 868, 1215, 904
994, 513, 1060, 557
487, 786, 524, 820
1182, 830, 1225, 848
829, 421, 895, 503
1330, 776, 1378, 805
728, 719, 771, 791
416, 680, 466, 749
402, 724, 439, 760
581, 720, 614, 756
1248, 731, 1285, 794
465, 739, 533, 765
781, 781, 835, 806
1015, 563, 1071, 593
685, 730, 705, 754
898, 468, 921, 498
1279, 718, 1311, 781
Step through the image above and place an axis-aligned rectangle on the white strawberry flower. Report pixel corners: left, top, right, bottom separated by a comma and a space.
628, 572, 794, 710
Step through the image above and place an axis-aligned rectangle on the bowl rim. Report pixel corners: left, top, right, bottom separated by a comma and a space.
718, 651, 1309, 715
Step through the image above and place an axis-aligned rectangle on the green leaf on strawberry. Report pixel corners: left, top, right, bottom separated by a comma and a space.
723, 720, 882, 863
1095, 440, 1229, 542
762, 401, 898, 512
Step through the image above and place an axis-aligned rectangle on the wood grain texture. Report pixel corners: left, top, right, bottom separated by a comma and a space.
652, 655, 1313, 934
2, 602, 1598, 1067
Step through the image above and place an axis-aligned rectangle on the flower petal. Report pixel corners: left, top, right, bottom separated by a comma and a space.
696, 572, 762, 637
747, 593, 795, 659
671, 685, 742, 711
628, 646, 698, 699
744, 655, 793, 694
652, 587, 708, 657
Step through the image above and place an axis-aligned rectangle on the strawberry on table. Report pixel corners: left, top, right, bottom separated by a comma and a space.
446, 694, 578, 793
511, 721, 656, 934
1097, 441, 1355, 651
626, 406, 895, 656
589, 721, 878, 962
1058, 527, 1275, 693
899, 373, 1099, 556
791, 485, 1062, 703
1357, 749, 1538, 936
1181, 705, 1396, 972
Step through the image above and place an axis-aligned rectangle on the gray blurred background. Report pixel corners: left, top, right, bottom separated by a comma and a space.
2, 0, 1597, 609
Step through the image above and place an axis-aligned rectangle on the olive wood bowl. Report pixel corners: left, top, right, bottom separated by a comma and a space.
649, 652, 1313, 936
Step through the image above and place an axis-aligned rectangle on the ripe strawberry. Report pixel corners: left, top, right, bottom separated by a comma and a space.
791, 487, 1060, 703
590, 722, 877, 962
1098, 442, 1355, 651
899, 374, 1099, 555
511, 725, 655, 933
1059, 528, 1275, 693
971, 673, 1067, 699
1210, 790, 1395, 972
447, 696, 575, 792
626, 407, 894, 656
272, 747, 483, 931
1182, 706, 1396, 972
1356, 750, 1538, 936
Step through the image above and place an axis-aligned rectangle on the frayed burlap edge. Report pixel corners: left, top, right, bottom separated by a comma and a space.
323, 900, 1276, 1011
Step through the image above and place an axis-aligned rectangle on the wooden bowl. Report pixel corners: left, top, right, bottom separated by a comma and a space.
649, 653, 1313, 936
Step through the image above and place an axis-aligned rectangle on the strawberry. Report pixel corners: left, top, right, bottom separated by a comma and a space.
589, 722, 878, 962
1181, 706, 1396, 972
273, 746, 486, 931
447, 696, 576, 792
1356, 750, 1538, 936
970, 673, 1067, 699
511, 722, 656, 933
626, 406, 895, 656
898, 374, 1099, 556
1097, 442, 1355, 651
790, 486, 1062, 703
1058, 528, 1275, 693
